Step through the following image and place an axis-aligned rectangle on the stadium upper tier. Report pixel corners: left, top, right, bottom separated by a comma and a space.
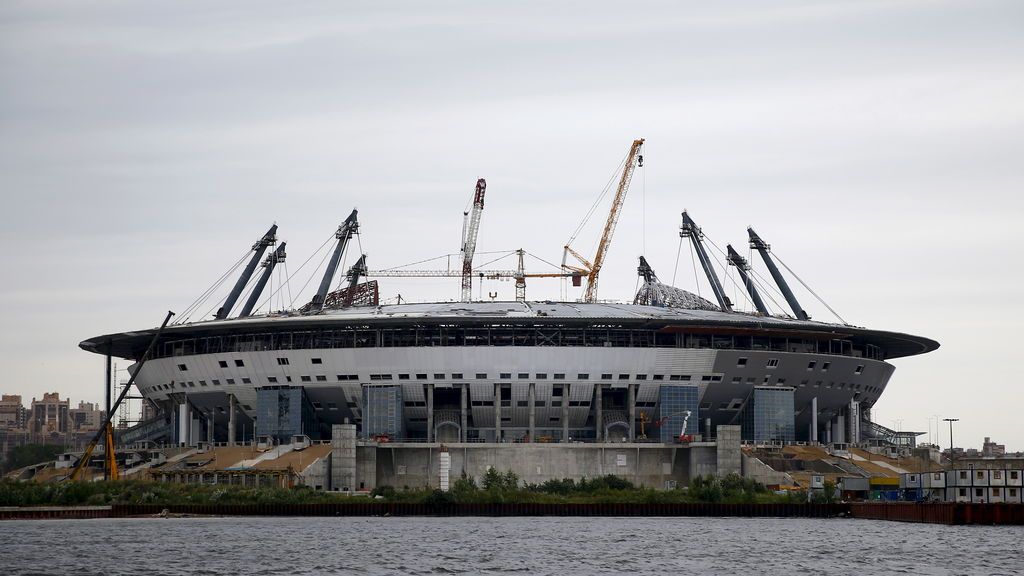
80, 301, 938, 361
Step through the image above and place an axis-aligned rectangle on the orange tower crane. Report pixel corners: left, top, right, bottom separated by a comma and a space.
562, 138, 644, 302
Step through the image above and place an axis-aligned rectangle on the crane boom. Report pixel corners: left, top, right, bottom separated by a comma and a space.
68, 311, 174, 481
460, 179, 487, 302
564, 138, 644, 302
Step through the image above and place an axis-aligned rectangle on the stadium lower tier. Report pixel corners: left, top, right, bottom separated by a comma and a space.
126, 347, 888, 445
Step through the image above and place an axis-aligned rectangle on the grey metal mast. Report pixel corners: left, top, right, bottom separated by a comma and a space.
747, 227, 808, 320
679, 211, 732, 311
216, 224, 277, 319
726, 244, 769, 316
338, 254, 368, 308
346, 255, 368, 292
637, 255, 657, 283
309, 209, 358, 312
238, 242, 287, 318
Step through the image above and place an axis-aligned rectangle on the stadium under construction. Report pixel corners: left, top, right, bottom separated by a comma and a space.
74, 139, 938, 490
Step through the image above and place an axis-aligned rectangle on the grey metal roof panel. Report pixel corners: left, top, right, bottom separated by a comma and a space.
79, 301, 939, 360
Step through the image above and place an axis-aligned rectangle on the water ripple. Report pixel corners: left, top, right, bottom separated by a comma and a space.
0, 516, 1021, 575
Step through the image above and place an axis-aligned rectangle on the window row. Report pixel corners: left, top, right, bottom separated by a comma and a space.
157, 328, 883, 361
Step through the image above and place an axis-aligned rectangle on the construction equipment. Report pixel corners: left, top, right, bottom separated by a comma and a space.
238, 242, 287, 318
726, 244, 769, 316
460, 179, 486, 302
103, 422, 118, 480
678, 410, 694, 443
748, 227, 808, 320
309, 210, 359, 313
679, 211, 731, 312
638, 410, 652, 440
215, 225, 277, 319
67, 311, 174, 481
652, 409, 694, 443
563, 138, 644, 302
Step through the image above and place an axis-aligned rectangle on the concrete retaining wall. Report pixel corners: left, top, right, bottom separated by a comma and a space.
373, 443, 695, 490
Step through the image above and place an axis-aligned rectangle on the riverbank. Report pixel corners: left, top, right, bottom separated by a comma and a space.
0, 473, 802, 508
3, 502, 1023, 524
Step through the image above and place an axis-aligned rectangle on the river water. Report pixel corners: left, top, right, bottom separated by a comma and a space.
1, 516, 1020, 575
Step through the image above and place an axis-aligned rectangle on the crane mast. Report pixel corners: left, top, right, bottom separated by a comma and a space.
460, 178, 486, 302
564, 138, 644, 302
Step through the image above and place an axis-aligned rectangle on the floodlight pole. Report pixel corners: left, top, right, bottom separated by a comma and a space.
943, 418, 959, 470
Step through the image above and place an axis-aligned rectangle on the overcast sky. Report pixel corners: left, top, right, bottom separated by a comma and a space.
1, 0, 1021, 450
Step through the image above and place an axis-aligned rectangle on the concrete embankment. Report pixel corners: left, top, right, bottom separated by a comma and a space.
849, 502, 1024, 525
3, 502, 1021, 524
0, 506, 111, 520
110, 502, 844, 518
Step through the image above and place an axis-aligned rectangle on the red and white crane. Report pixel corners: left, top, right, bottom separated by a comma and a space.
460, 178, 486, 302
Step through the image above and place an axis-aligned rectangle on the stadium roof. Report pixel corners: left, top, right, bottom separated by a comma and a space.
80, 301, 938, 360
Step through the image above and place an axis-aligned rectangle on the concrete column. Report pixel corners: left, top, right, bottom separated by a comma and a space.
595, 385, 603, 441
460, 384, 468, 442
331, 423, 357, 491
849, 400, 860, 444
426, 383, 434, 443
528, 382, 536, 442
494, 383, 501, 442
207, 413, 214, 443
715, 425, 742, 477
627, 383, 636, 442
810, 396, 818, 443
561, 383, 570, 442
836, 413, 846, 444
179, 401, 191, 446
227, 394, 236, 446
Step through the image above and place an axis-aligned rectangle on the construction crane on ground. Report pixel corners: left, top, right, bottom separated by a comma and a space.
460, 179, 486, 302
67, 311, 174, 482
562, 138, 644, 302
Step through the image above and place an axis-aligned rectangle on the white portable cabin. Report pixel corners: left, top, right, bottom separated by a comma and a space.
1007, 469, 1023, 487
970, 485, 989, 503
899, 473, 922, 490
948, 469, 973, 488
1004, 485, 1023, 503
946, 485, 972, 503
921, 471, 946, 501
989, 485, 1009, 503
970, 468, 990, 487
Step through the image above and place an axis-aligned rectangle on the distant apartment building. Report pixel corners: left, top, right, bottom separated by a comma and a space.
30, 392, 70, 437
69, 401, 105, 433
983, 437, 1006, 457
0, 394, 27, 430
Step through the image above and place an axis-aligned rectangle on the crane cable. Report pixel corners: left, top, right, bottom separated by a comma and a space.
289, 240, 337, 309
670, 236, 683, 287
255, 230, 335, 313
524, 250, 564, 272
565, 149, 630, 248
773, 252, 848, 325
703, 235, 788, 317
641, 154, 647, 256
198, 258, 268, 321
689, 240, 701, 299
176, 248, 252, 324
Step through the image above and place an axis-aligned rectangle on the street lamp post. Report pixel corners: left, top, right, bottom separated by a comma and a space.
943, 418, 959, 470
